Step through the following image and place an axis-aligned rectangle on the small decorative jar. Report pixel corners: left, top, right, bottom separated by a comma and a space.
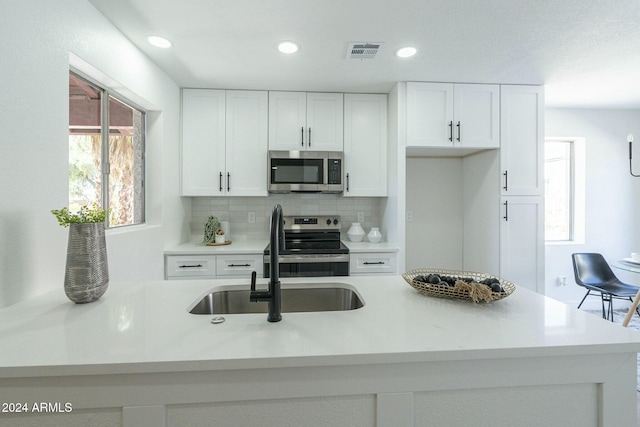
347, 223, 365, 242
215, 228, 226, 244
368, 227, 382, 243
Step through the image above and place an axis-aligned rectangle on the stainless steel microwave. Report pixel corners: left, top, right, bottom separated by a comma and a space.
268, 151, 343, 193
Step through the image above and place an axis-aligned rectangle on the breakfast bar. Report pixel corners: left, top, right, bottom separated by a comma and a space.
1, 276, 639, 427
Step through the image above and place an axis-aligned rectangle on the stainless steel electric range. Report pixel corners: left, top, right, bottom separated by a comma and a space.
263, 215, 349, 278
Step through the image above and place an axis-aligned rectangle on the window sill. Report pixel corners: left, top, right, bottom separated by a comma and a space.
106, 223, 161, 236
545, 240, 585, 246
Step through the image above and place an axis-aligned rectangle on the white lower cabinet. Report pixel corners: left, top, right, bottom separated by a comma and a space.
165, 254, 263, 280
216, 254, 263, 278
350, 252, 397, 275
499, 196, 544, 293
165, 255, 216, 279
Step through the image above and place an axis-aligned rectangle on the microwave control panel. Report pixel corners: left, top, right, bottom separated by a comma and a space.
328, 159, 342, 184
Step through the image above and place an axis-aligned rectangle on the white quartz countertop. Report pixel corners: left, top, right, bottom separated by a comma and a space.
164, 240, 400, 255
164, 240, 267, 255
1, 276, 639, 379
343, 241, 399, 252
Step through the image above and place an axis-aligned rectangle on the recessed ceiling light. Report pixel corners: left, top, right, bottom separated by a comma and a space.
278, 41, 300, 54
396, 46, 417, 58
148, 36, 172, 48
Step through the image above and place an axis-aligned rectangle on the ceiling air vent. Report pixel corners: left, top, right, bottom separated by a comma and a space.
346, 42, 384, 60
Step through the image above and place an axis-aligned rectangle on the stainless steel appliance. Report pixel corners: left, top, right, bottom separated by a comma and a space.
268, 150, 343, 193
263, 215, 349, 277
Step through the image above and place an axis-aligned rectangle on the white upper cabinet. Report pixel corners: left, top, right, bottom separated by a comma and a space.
343, 93, 387, 197
225, 90, 268, 196
181, 89, 225, 196
269, 92, 343, 151
407, 82, 499, 149
181, 89, 268, 196
500, 85, 544, 196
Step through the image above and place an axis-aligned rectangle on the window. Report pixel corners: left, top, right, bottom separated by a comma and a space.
544, 137, 585, 243
68, 72, 145, 227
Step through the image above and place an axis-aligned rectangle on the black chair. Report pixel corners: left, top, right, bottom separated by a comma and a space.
572, 253, 640, 322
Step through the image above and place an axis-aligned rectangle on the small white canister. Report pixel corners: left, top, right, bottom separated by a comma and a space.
368, 227, 382, 243
347, 223, 365, 242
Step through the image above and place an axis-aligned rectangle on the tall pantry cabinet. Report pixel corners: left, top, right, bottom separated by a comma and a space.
499, 85, 545, 293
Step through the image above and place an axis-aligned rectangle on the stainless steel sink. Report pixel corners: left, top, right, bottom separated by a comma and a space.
188, 283, 364, 315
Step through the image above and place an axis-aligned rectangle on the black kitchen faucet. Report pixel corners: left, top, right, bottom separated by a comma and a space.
250, 204, 284, 322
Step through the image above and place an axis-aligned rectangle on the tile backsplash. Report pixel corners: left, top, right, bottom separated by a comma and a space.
191, 195, 382, 242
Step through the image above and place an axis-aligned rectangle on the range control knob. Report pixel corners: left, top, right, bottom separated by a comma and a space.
326, 219, 331, 225
333, 218, 339, 225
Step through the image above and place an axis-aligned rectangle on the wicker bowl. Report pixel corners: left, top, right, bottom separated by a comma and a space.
402, 268, 515, 303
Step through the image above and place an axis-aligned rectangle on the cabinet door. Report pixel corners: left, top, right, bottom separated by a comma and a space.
500, 85, 544, 196
165, 255, 216, 279
344, 93, 387, 197
181, 89, 226, 196
225, 90, 268, 196
268, 91, 307, 150
499, 196, 544, 293
216, 254, 264, 277
407, 82, 454, 147
306, 93, 344, 151
349, 252, 397, 275
453, 84, 499, 148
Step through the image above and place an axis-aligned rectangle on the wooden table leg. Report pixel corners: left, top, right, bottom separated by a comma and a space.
622, 290, 640, 327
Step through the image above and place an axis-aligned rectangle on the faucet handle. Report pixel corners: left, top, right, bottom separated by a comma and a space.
250, 270, 257, 292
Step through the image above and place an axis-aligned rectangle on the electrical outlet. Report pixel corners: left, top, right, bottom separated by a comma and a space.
357, 211, 365, 223
558, 276, 567, 286
406, 211, 413, 222
248, 212, 255, 224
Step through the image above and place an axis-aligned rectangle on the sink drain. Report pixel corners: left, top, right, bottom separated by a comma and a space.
211, 316, 225, 324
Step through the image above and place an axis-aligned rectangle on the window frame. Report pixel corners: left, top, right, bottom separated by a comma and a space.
544, 137, 586, 245
69, 70, 147, 229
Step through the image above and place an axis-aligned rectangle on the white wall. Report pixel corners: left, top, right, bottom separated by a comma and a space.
0, 0, 187, 308
545, 108, 640, 307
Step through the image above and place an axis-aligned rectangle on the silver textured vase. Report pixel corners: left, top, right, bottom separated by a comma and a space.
64, 222, 109, 303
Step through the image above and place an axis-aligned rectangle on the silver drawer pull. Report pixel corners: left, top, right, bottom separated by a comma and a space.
228, 263, 251, 267
363, 261, 385, 265
179, 264, 203, 268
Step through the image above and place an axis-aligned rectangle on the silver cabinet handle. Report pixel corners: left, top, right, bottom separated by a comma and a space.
456, 121, 461, 142
308, 127, 311, 147
227, 172, 230, 192
503, 200, 509, 221
448, 121, 453, 142
364, 261, 385, 265
301, 126, 304, 147
219, 172, 223, 192
228, 263, 251, 267
503, 170, 508, 191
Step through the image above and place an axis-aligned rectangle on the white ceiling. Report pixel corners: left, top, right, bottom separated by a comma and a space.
89, 0, 640, 108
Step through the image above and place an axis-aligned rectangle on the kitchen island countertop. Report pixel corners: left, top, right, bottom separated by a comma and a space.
0, 275, 638, 378
1, 275, 639, 426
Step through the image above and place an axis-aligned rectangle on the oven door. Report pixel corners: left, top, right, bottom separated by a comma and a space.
269, 155, 325, 193
263, 254, 349, 278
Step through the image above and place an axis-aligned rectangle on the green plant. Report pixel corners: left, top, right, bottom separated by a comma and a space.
202, 215, 221, 244
51, 204, 108, 227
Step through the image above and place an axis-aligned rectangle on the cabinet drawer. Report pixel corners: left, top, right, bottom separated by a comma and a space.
216, 254, 263, 277
165, 255, 216, 279
350, 253, 397, 275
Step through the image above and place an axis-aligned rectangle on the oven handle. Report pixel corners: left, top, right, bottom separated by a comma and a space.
264, 254, 350, 263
